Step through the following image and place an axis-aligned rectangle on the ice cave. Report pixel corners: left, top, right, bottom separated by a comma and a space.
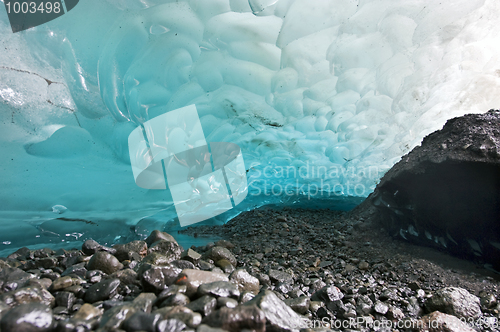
1, 0, 500, 256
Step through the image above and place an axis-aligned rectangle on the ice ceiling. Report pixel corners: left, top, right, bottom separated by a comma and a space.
1, 0, 500, 252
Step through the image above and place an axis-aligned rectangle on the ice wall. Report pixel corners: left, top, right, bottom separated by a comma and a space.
1, 0, 500, 253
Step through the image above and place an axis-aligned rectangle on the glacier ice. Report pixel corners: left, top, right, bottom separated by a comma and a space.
1, 0, 500, 253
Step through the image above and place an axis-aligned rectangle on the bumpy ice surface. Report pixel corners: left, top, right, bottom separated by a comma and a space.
1, 0, 500, 253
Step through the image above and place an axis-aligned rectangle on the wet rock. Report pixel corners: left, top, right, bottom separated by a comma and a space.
60, 263, 87, 278
181, 249, 202, 264
284, 296, 310, 315
204, 247, 237, 267
202, 305, 265, 332
159, 293, 191, 307
145, 230, 178, 247
172, 259, 196, 270
156, 285, 187, 305
122, 311, 161, 332
87, 251, 123, 274
55, 318, 99, 332
245, 290, 304, 331
98, 304, 136, 330
218, 297, 239, 309
424, 287, 482, 319
0, 267, 32, 292
215, 260, 234, 274
82, 239, 116, 256
50, 276, 74, 291
157, 318, 187, 332
198, 281, 240, 299
371, 109, 500, 269
176, 269, 229, 297
109, 268, 138, 286
229, 269, 260, 295
154, 306, 202, 328
55, 291, 75, 309
141, 264, 182, 292
147, 240, 183, 263
84, 278, 120, 303
113, 241, 148, 262
187, 295, 217, 316
132, 293, 156, 313
0, 303, 53, 332
417, 311, 475, 332
1, 285, 55, 307
72, 303, 102, 320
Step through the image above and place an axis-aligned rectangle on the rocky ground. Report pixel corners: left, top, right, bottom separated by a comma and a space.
0, 205, 499, 332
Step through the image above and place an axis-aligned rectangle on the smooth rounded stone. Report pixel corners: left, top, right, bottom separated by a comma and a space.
358, 261, 370, 270
61, 263, 87, 278
84, 278, 120, 303
154, 307, 202, 328
181, 249, 202, 263
177, 269, 229, 297
480, 293, 497, 309
0, 285, 55, 308
203, 247, 236, 267
0, 303, 53, 332
35, 257, 58, 269
216, 297, 238, 309
132, 293, 157, 313
268, 269, 293, 284
147, 241, 183, 263
156, 285, 187, 305
202, 305, 265, 332
141, 265, 182, 292
198, 261, 215, 271
122, 312, 161, 332
0, 267, 32, 292
198, 282, 240, 299
373, 301, 389, 315
145, 230, 178, 247
284, 296, 310, 315
311, 285, 344, 303
157, 318, 187, 332
50, 276, 74, 291
113, 241, 148, 262
418, 311, 475, 332
72, 303, 102, 320
87, 251, 123, 275
424, 287, 482, 319
197, 324, 230, 332
99, 305, 136, 330
229, 269, 260, 295
215, 260, 234, 274
160, 293, 191, 308
55, 291, 76, 309
186, 295, 217, 317
82, 239, 117, 256
172, 260, 196, 270
244, 290, 304, 331
102, 299, 125, 310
